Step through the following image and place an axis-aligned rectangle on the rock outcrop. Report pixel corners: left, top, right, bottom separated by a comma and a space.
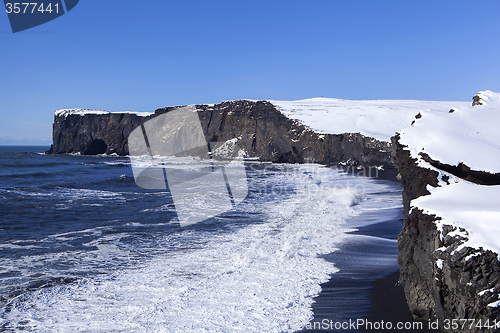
396, 92, 500, 333
48, 110, 148, 156
48, 100, 397, 169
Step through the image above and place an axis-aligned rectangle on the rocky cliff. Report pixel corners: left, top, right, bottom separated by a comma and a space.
48, 100, 397, 169
48, 110, 149, 156
397, 91, 500, 333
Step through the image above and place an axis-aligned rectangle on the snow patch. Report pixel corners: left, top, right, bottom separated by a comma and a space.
271, 97, 468, 142
55, 109, 153, 117
117, 111, 154, 117
412, 168, 500, 256
399, 90, 500, 174
464, 252, 480, 261
475, 90, 500, 106
211, 137, 247, 159
55, 109, 109, 117
487, 300, 500, 308
479, 288, 495, 296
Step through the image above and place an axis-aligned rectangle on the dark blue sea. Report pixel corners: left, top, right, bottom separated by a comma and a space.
0, 146, 403, 332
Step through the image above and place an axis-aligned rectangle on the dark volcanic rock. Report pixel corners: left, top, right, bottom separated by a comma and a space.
472, 94, 484, 106
50, 112, 152, 156
49, 100, 398, 169
396, 138, 500, 333
419, 153, 500, 186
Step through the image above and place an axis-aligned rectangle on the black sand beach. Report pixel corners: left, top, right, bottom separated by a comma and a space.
296, 177, 439, 332
363, 271, 438, 332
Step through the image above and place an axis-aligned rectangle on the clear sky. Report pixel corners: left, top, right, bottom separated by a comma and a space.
1, 0, 499, 145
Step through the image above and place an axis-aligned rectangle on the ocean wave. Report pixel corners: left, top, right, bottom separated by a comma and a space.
0, 187, 125, 201
1, 162, 404, 333
0, 188, 55, 197
103, 161, 131, 166
0, 171, 54, 179
0, 165, 366, 332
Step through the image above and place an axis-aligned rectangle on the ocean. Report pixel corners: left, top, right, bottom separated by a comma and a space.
0, 146, 402, 332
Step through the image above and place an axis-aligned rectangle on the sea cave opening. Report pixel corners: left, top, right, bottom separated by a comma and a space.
84, 139, 108, 155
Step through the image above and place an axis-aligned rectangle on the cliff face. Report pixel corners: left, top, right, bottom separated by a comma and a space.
49, 100, 397, 169
49, 111, 149, 155
396, 92, 500, 333
397, 147, 500, 330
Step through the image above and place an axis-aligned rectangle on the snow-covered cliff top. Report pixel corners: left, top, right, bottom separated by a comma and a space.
414, 179, 500, 259
399, 90, 500, 258
55, 109, 154, 117
399, 90, 500, 174
271, 97, 469, 142
55, 109, 109, 117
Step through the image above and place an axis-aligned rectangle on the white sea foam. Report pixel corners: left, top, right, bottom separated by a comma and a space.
0, 188, 55, 197
0, 187, 125, 203
103, 161, 131, 166
1, 164, 399, 332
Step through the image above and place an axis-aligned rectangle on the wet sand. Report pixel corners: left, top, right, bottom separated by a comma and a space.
296, 176, 438, 332
363, 270, 438, 332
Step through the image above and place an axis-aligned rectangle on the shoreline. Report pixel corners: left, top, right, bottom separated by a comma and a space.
297, 268, 438, 332
295, 229, 401, 333
295, 177, 439, 332
362, 270, 438, 332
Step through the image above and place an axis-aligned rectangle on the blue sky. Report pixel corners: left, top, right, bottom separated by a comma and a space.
1, 0, 499, 145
